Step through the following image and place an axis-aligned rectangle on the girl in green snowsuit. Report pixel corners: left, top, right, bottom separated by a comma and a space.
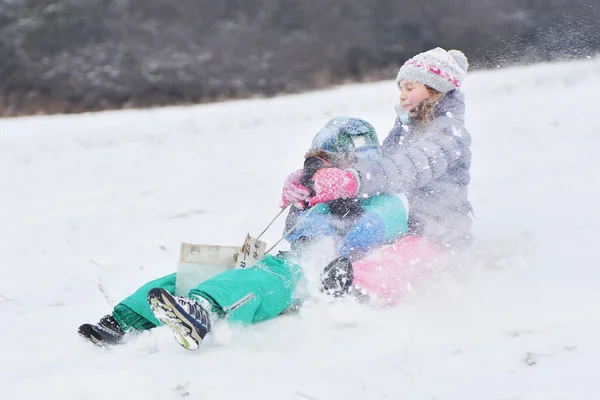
78, 117, 409, 350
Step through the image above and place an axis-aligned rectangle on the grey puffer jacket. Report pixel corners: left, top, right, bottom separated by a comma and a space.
352, 89, 473, 247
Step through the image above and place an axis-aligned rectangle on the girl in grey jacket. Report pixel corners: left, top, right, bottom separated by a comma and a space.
281, 47, 474, 248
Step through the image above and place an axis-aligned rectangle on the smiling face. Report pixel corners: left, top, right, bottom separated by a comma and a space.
398, 80, 432, 112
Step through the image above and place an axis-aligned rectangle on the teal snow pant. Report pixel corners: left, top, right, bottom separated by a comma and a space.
112, 255, 304, 331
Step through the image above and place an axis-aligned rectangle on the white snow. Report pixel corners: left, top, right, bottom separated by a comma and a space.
1, 57, 600, 399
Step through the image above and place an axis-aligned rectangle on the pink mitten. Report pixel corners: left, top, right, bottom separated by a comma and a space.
308, 168, 358, 207
280, 169, 311, 210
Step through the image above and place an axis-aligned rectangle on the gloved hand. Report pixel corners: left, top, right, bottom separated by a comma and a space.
308, 168, 358, 207
280, 169, 311, 210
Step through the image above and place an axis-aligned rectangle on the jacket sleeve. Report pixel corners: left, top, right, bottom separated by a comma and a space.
338, 194, 408, 256
352, 115, 471, 196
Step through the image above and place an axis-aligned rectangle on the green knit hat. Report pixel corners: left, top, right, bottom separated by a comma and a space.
311, 117, 380, 160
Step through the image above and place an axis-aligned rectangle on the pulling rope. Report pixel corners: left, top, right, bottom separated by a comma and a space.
265, 206, 316, 254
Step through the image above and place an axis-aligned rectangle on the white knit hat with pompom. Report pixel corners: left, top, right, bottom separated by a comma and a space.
396, 47, 469, 93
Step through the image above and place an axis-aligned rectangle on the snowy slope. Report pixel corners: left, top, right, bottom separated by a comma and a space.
1, 57, 600, 400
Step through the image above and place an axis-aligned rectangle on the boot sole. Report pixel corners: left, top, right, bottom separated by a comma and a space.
321, 257, 354, 296
78, 324, 102, 346
147, 288, 203, 350
78, 323, 122, 346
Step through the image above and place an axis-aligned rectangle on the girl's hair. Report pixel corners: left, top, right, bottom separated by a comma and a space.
411, 86, 443, 131
304, 148, 354, 168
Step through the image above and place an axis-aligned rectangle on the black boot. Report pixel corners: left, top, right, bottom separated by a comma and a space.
78, 314, 125, 346
320, 257, 354, 297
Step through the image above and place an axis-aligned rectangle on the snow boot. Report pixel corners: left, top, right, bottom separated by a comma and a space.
147, 288, 212, 350
320, 257, 354, 297
78, 314, 125, 346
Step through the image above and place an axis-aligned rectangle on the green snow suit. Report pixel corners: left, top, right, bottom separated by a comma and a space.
112, 254, 303, 331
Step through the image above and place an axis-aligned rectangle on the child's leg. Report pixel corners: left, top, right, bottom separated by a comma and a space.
113, 273, 177, 331
188, 255, 303, 326
352, 236, 441, 305
339, 194, 409, 258
286, 206, 337, 249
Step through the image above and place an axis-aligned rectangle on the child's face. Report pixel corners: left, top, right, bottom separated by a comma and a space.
399, 80, 431, 112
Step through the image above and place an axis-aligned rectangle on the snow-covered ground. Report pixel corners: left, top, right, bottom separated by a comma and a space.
1, 57, 599, 399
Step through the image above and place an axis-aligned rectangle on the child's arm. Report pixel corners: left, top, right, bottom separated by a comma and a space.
351, 117, 471, 197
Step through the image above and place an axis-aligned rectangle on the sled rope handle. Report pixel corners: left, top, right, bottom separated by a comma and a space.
256, 205, 290, 241
265, 206, 317, 254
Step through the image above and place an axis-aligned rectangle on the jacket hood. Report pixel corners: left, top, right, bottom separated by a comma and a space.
434, 89, 466, 122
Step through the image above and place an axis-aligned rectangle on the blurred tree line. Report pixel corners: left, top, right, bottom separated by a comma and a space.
0, 0, 598, 116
